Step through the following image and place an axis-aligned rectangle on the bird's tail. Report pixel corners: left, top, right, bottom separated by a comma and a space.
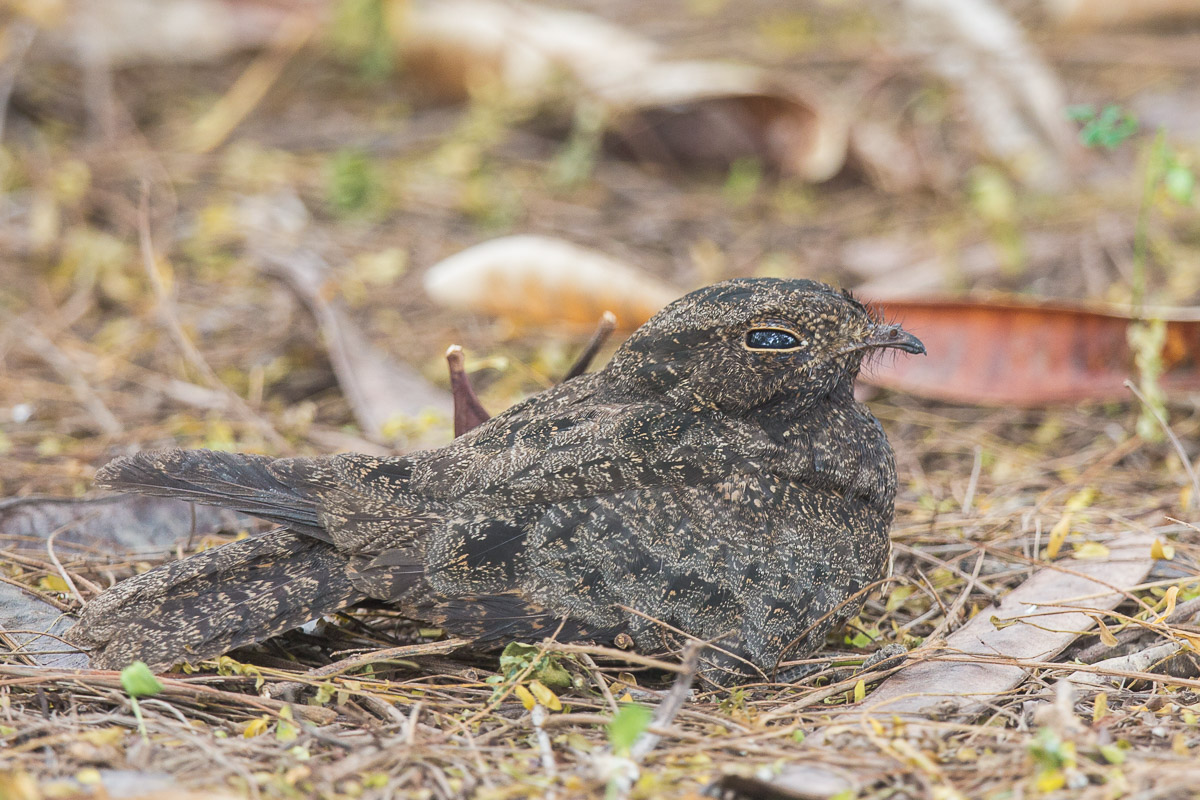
66, 526, 365, 670
93, 449, 329, 537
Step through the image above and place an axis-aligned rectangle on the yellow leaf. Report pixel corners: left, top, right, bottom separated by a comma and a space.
853, 679, 866, 703
75, 768, 102, 786
513, 684, 536, 711
1046, 489, 1096, 559
1151, 539, 1176, 561
1066, 487, 1097, 511
1155, 586, 1180, 624
528, 680, 562, 711
242, 717, 270, 738
1073, 541, 1110, 560
1093, 692, 1108, 723
79, 727, 124, 746
1036, 770, 1066, 792
37, 575, 70, 593
1097, 619, 1118, 648
618, 692, 635, 703
1046, 513, 1071, 559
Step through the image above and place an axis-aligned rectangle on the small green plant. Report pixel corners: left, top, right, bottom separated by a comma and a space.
120, 661, 164, 740
327, 149, 382, 217
1070, 105, 1198, 442
483, 642, 572, 703
607, 702, 652, 756
1066, 104, 1138, 150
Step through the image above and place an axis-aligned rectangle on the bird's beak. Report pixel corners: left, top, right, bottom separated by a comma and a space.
862, 323, 925, 355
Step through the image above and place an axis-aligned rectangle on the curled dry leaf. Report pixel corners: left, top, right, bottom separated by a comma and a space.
867, 296, 1200, 405
422, 235, 681, 330
399, 0, 657, 103
399, 0, 847, 180
601, 61, 849, 182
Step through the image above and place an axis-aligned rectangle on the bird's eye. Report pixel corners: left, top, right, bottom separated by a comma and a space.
745, 327, 803, 351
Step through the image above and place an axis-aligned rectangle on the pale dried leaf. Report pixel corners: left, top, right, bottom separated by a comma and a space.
858, 534, 1155, 720
423, 235, 681, 330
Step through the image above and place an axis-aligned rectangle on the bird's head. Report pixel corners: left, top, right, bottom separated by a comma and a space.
607, 278, 924, 415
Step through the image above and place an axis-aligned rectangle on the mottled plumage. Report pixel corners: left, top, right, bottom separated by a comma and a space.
66, 278, 923, 684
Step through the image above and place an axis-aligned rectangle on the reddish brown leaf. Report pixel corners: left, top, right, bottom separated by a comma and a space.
865, 296, 1200, 405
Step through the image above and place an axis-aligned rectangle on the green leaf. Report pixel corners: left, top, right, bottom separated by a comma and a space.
498, 642, 540, 676
275, 718, 299, 742
1077, 104, 1138, 150
607, 703, 653, 756
120, 662, 163, 699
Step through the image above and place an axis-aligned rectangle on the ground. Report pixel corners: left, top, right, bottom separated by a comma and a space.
2, 1, 1200, 798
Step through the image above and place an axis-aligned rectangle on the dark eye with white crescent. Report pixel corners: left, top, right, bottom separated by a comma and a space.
745, 328, 803, 351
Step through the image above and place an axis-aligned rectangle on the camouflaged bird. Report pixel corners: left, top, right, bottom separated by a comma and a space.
66, 278, 924, 684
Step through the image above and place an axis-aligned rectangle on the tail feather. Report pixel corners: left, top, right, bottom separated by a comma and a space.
96, 449, 327, 538
66, 528, 365, 670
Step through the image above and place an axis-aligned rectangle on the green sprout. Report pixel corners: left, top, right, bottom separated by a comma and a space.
120, 661, 164, 740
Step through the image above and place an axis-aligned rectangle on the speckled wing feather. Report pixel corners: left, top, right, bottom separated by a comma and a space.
66, 527, 364, 670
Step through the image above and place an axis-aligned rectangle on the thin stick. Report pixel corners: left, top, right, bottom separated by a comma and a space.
264, 639, 471, 699
187, 14, 317, 153
45, 527, 85, 607
629, 641, 701, 761
1125, 379, 1200, 509
962, 444, 983, 515
579, 653, 620, 714
563, 311, 618, 381
530, 704, 559, 795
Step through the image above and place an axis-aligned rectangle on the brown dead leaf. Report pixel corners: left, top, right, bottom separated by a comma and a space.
866, 296, 1200, 405
399, 1, 847, 179
602, 63, 848, 181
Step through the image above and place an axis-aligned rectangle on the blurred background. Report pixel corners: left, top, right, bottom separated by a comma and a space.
1, 0, 1199, 492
